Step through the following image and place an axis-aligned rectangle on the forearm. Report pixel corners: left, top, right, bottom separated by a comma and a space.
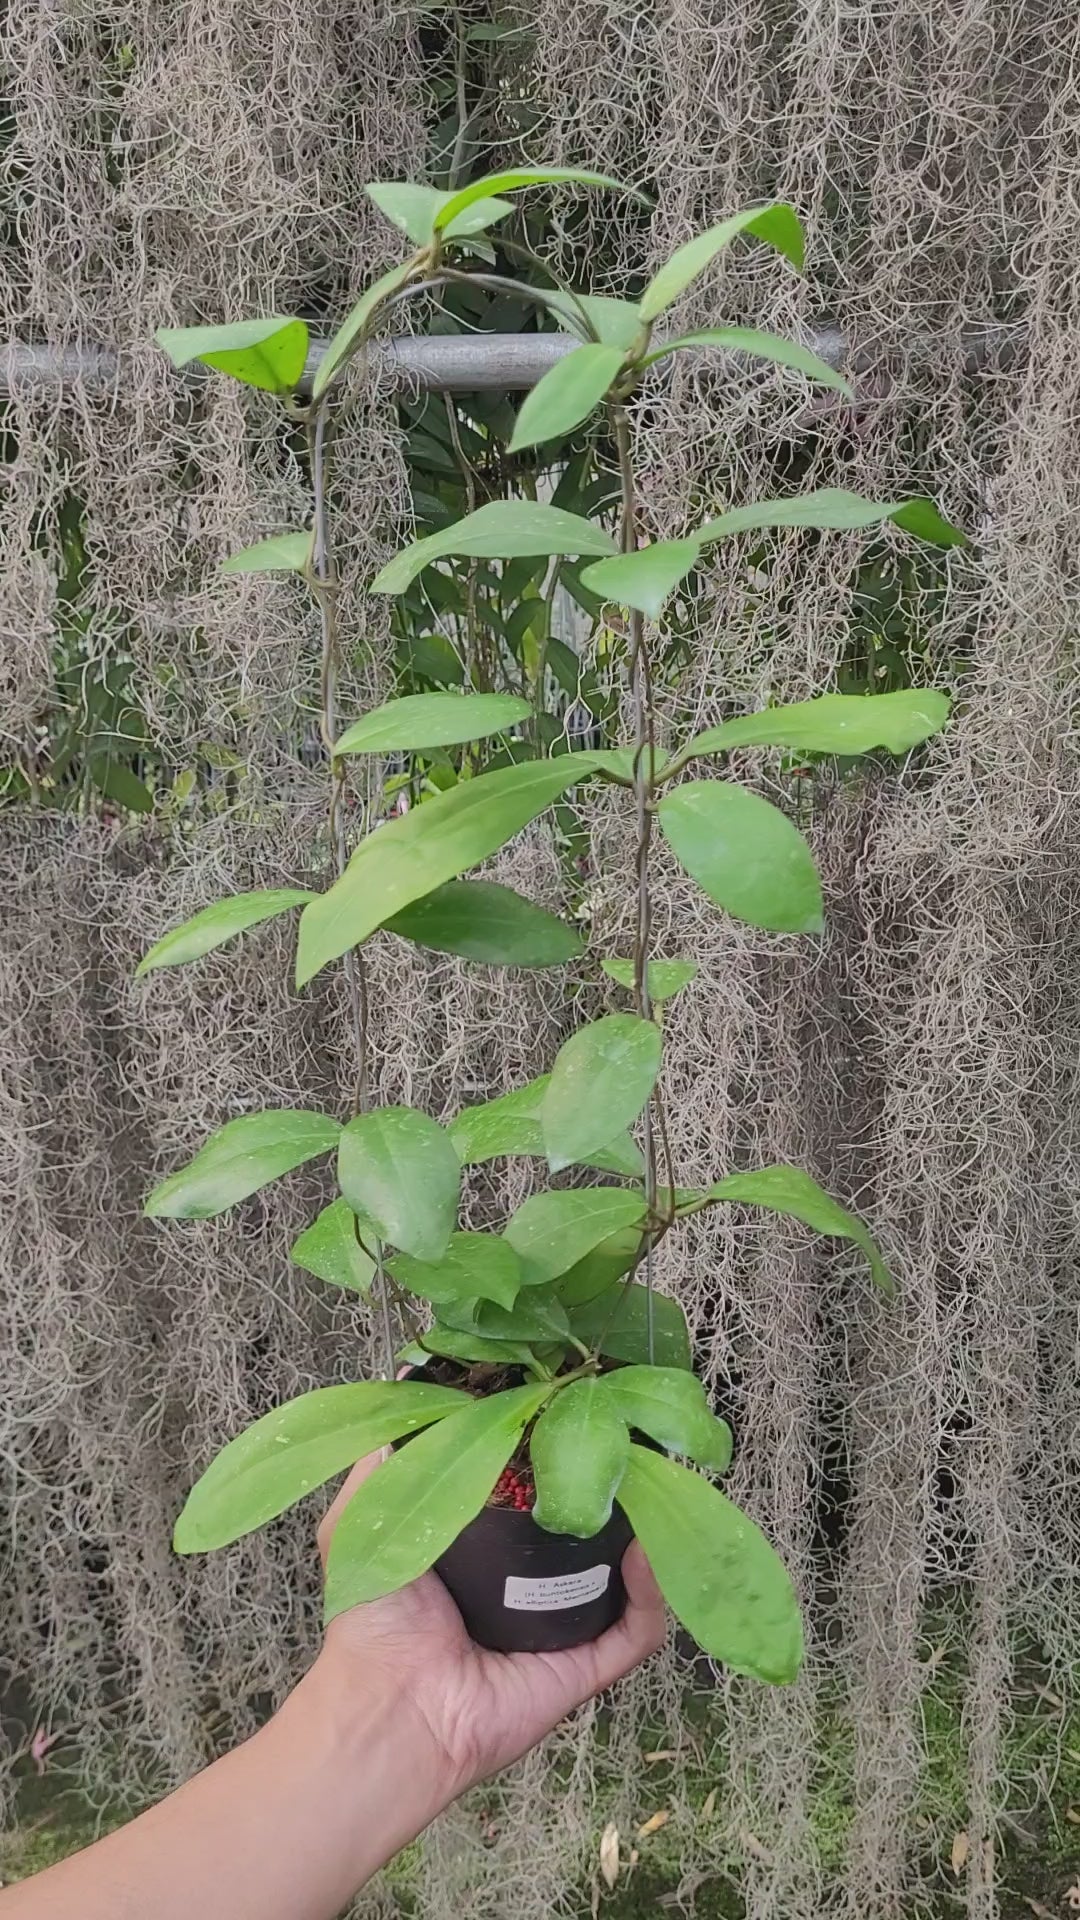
1, 1655, 452, 1920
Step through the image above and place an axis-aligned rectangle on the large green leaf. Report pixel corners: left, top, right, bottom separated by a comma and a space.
313, 260, 416, 398
541, 1014, 660, 1174
645, 326, 852, 396
370, 502, 617, 596
366, 180, 515, 244
290, 1198, 376, 1294
337, 1108, 460, 1262
679, 688, 952, 761
324, 1384, 551, 1618
504, 1188, 646, 1288
334, 692, 530, 755
580, 539, 701, 619
598, 1366, 731, 1470
601, 958, 698, 1002
433, 167, 642, 235
442, 1290, 571, 1346
616, 1447, 803, 1682
296, 758, 596, 985
219, 531, 312, 575
696, 487, 965, 549
657, 781, 823, 935
639, 205, 805, 324
569, 1282, 692, 1369
554, 1227, 643, 1306
389, 1232, 522, 1311
531, 1379, 630, 1536
509, 343, 626, 453
145, 1110, 340, 1219
448, 1075, 642, 1177
174, 1381, 467, 1552
154, 317, 309, 393
136, 888, 313, 978
384, 880, 583, 968
401, 1328, 542, 1370
703, 1164, 891, 1294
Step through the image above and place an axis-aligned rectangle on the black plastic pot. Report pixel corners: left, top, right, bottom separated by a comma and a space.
401, 1362, 634, 1653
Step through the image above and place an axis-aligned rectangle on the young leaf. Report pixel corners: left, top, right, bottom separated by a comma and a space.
504, 1189, 646, 1288
644, 327, 852, 397
135, 888, 313, 977
145, 1110, 340, 1219
554, 1227, 643, 1306
290, 1198, 376, 1295
541, 1014, 661, 1173
442, 1291, 571, 1346
568, 1283, 692, 1370
366, 180, 514, 244
616, 1447, 803, 1683
337, 1108, 460, 1262
705, 1164, 892, 1294
679, 688, 952, 761
508, 343, 626, 453
433, 167, 643, 235
313, 260, 416, 398
173, 1380, 467, 1553
580, 539, 701, 619
296, 758, 597, 985
531, 1379, 630, 1536
601, 958, 698, 1002
448, 1075, 641, 1175
154, 317, 309, 393
324, 1383, 551, 1618
597, 1367, 732, 1470
546, 290, 644, 349
402, 1328, 542, 1370
584, 744, 670, 783
370, 502, 617, 596
389, 1232, 522, 1311
696, 487, 966, 549
384, 880, 584, 968
334, 692, 530, 755
639, 205, 805, 324
219, 532, 312, 576
657, 781, 824, 935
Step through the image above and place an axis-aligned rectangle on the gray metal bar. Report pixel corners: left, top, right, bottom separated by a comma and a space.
0, 324, 1022, 399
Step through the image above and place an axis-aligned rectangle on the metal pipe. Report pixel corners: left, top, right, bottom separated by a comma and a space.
0, 324, 1023, 399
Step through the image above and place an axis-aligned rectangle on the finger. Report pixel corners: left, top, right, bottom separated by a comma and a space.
585, 1541, 668, 1690
315, 1448, 387, 1569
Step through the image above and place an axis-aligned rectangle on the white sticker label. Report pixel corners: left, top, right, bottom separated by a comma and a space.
503, 1564, 612, 1612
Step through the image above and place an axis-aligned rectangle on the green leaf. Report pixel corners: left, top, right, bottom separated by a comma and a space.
509, 343, 626, 453
541, 1014, 660, 1174
174, 1380, 468, 1554
657, 781, 823, 935
584, 744, 670, 783
645, 326, 852, 396
531, 1379, 630, 1536
546, 291, 644, 350
338, 1108, 460, 1262
442, 1291, 571, 1346
384, 879, 584, 968
366, 180, 514, 244
296, 758, 597, 985
448, 1075, 642, 1176
90, 760, 155, 814
290, 1198, 376, 1295
402, 1329, 542, 1370
617, 1447, 803, 1681
554, 1227, 643, 1306
580, 539, 701, 618
145, 1110, 340, 1219
154, 317, 309, 393
389, 1232, 522, 1311
324, 1384, 551, 1617
504, 1189, 646, 1288
334, 692, 531, 755
433, 167, 643, 235
219, 532, 312, 576
696, 487, 966, 549
135, 888, 313, 977
705, 1164, 892, 1294
681, 688, 952, 761
370, 502, 617, 596
601, 958, 698, 1002
597, 1366, 732, 1470
639, 205, 805, 325
568, 1282, 692, 1369
313, 260, 416, 398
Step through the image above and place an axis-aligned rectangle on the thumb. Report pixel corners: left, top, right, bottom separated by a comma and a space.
315, 1448, 387, 1571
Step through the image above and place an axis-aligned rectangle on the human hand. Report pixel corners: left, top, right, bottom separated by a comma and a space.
309, 1447, 667, 1802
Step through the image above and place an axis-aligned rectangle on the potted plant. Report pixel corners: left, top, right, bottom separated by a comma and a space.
140, 167, 962, 1683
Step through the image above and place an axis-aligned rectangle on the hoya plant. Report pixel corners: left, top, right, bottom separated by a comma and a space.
143, 167, 962, 1684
